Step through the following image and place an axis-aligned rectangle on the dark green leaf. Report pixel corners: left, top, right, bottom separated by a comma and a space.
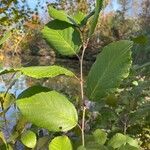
86, 40, 133, 101
118, 144, 139, 150
17, 85, 50, 99
0, 68, 16, 76
132, 35, 148, 45
88, 0, 103, 37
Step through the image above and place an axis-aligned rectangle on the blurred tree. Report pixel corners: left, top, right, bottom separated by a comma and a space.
117, 0, 130, 19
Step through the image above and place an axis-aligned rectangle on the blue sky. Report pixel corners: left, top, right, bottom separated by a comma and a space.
23, 0, 141, 21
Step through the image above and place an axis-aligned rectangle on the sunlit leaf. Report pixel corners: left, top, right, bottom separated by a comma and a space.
49, 135, 72, 150
17, 65, 75, 79
21, 130, 37, 148
0, 65, 75, 79
42, 20, 82, 56
16, 89, 78, 132
72, 11, 86, 25
48, 6, 72, 24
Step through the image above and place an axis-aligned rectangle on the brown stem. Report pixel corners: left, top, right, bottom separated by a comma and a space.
79, 38, 89, 147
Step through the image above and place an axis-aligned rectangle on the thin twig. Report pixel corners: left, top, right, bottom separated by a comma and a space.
81, 106, 86, 147
80, 38, 89, 106
79, 38, 89, 147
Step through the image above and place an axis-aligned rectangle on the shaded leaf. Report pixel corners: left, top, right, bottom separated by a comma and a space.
16, 90, 78, 132
42, 20, 82, 56
17, 85, 50, 99
86, 144, 108, 150
36, 136, 50, 150
21, 130, 37, 148
0, 68, 16, 76
84, 134, 108, 150
49, 135, 72, 150
88, 0, 103, 37
105, 94, 118, 107
93, 129, 107, 145
118, 144, 139, 150
77, 145, 86, 150
86, 40, 133, 101
107, 133, 126, 149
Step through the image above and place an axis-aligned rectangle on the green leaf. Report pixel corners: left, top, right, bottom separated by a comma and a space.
77, 146, 86, 150
49, 135, 72, 150
0, 31, 11, 46
107, 133, 126, 149
0, 132, 7, 149
17, 85, 50, 99
48, 6, 72, 24
16, 89, 78, 132
42, 20, 82, 56
17, 65, 75, 79
72, 11, 86, 25
118, 144, 139, 150
126, 136, 139, 148
132, 35, 148, 45
93, 129, 107, 145
0, 93, 15, 110
84, 134, 108, 150
88, 0, 103, 37
86, 144, 108, 150
86, 40, 133, 101
0, 68, 16, 76
0, 65, 75, 79
21, 130, 37, 148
